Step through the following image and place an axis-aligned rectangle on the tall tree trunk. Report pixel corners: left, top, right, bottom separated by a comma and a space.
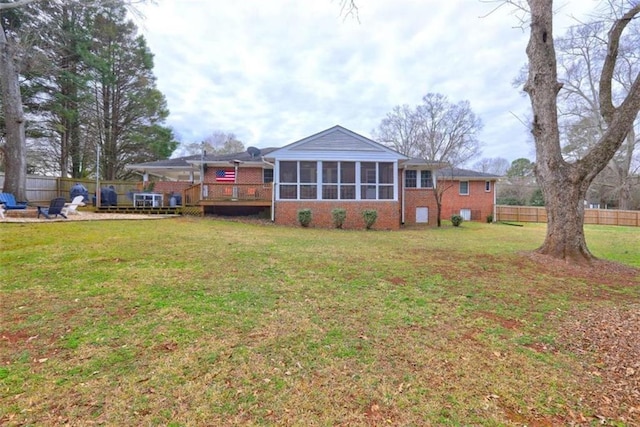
536, 163, 593, 261
525, 0, 640, 263
0, 22, 27, 201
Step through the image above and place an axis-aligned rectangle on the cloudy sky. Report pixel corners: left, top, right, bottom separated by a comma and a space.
135, 0, 600, 163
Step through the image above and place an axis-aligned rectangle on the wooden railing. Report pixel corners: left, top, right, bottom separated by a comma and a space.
183, 183, 273, 205
496, 205, 640, 227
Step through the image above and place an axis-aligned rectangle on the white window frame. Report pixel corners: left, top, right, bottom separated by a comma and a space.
276, 160, 397, 201
405, 170, 417, 188
459, 181, 469, 196
485, 180, 491, 192
420, 170, 434, 189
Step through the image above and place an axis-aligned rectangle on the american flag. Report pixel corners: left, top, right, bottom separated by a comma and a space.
215, 169, 235, 182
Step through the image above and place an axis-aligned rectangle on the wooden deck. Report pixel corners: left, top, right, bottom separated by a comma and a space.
96, 206, 181, 215
184, 183, 273, 208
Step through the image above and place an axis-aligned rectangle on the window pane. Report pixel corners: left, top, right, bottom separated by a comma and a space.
405, 170, 417, 188
379, 163, 394, 184
459, 181, 469, 195
340, 185, 355, 199
420, 170, 433, 188
300, 185, 317, 199
322, 162, 338, 183
379, 185, 393, 199
341, 162, 355, 184
263, 169, 274, 184
280, 185, 297, 199
485, 181, 491, 191
361, 185, 377, 199
300, 161, 317, 183
322, 185, 338, 199
361, 162, 376, 184
280, 162, 297, 183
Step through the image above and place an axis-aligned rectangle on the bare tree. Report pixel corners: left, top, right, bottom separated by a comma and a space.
178, 131, 245, 156
555, 10, 640, 210
473, 157, 510, 175
374, 93, 483, 163
374, 93, 483, 226
524, 0, 640, 263
0, 0, 38, 200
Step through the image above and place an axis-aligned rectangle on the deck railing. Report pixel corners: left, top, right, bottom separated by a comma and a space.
183, 183, 273, 205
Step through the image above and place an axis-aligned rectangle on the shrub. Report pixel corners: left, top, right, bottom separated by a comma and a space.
297, 209, 312, 227
486, 214, 493, 223
451, 214, 463, 227
331, 208, 347, 229
362, 209, 378, 230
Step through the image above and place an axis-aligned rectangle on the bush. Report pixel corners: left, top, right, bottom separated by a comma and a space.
486, 214, 493, 223
362, 209, 378, 230
331, 208, 347, 229
297, 209, 312, 227
451, 214, 463, 227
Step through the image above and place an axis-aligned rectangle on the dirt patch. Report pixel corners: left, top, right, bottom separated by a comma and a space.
524, 252, 639, 287
556, 305, 640, 424
478, 311, 522, 330
0, 211, 175, 223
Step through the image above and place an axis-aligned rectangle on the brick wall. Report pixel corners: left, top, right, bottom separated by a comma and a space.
402, 189, 439, 225
275, 200, 401, 230
204, 166, 265, 184
152, 181, 192, 195
439, 179, 495, 222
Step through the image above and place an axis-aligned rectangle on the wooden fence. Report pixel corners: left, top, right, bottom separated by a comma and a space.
495, 205, 640, 227
0, 174, 140, 205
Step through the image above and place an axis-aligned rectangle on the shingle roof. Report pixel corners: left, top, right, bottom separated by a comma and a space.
201, 147, 279, 162
436, 167, 501, 179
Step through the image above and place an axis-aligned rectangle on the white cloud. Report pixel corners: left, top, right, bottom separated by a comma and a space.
135, 0, 600, 163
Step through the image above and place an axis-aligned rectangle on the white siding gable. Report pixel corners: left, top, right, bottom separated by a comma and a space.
268, 125, 407, 162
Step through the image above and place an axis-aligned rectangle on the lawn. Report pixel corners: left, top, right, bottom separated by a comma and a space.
1, 218, 639, 426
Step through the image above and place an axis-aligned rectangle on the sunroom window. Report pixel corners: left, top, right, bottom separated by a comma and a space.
279, 161, 297, 199
300, 161, 317, 199
277, 160, 395, 200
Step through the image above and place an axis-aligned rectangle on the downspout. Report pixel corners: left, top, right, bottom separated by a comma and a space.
493, 179, 497, 222
262, 157, 276, 222
401, 167, 405, 225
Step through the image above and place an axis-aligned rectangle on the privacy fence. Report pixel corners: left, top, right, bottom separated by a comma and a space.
495, 205, 640, 227
0, 174, 140, 205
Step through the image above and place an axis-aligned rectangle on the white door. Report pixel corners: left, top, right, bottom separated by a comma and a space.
460, 209, 471, 221
416, 207, 429, 223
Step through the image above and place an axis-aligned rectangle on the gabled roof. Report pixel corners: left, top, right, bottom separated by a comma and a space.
403, 158, 450, 170
436, 167, 501, 180
267, 125, 409, 160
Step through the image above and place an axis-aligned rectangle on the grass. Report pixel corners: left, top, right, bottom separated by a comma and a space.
0, 218, 638, 426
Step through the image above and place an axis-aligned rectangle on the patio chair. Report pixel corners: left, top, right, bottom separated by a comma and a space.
61, 195, 85, 216
0, 204, 5, 219
0, 192, 28, 210
247, 187, 257, 198
37, 197, 68, 219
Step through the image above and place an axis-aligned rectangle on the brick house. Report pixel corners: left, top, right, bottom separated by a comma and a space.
126, 125, 499, 229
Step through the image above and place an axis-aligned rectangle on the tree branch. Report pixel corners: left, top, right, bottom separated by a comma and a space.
0, 0, 41, 11
598, 4, 640, 124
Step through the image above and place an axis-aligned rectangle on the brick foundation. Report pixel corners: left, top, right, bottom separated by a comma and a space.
274, 200, 401, 230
